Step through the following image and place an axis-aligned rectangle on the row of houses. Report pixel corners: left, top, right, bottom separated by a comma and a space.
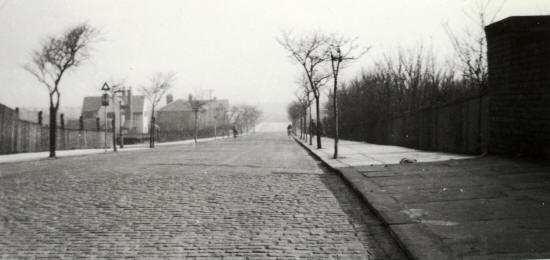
79, 89, 230, 138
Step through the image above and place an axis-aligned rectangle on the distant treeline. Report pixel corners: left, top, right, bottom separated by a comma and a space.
323, 47, 483, 138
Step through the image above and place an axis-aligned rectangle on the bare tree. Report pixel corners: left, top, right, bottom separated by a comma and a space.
295, 74, 314, 144
24, 23, 99, 158
229, 106, 242, 135
240, 105, 262, 134
213, 103, 229, 138
228, 105, 261, 136
293, 92, 306, 139
444, 0, 506, 93
294, 80, 312, 142
327, 35, 367, 158
287, 101, 302, 136
279, 31, 330, 149
141, 72, 176, 148
188, 94, 208, 143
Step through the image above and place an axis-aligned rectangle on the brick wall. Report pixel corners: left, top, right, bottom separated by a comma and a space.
486, 16, 550, 159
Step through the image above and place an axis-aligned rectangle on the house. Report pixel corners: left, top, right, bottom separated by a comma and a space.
80, 88, 149, 134
156, 97, 230, 133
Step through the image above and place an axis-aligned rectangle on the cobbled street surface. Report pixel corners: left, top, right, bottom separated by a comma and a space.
0, 132, 406, 259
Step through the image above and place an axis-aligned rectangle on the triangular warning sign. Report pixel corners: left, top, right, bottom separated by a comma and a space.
101, 82, 110, 91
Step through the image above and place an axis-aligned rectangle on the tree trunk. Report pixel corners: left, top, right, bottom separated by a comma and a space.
302, 109, 306, 140
149, 109, 155, 148
333, 84, 339, 159
315, 97, 322, 149
299, 117, 303, 139
309, 103, 313, 145
194, 110, 198, 143
112, 118, 117, 152
301, 115, 304, 139
49, 105, 56, 158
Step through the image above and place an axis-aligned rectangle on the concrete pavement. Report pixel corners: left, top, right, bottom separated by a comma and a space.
0, 135, 228, 165
0, 132, 407, 259
296, 136, 550, 260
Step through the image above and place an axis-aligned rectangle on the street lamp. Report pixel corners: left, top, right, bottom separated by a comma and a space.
118, 90, 125, 149
110, 85, 124, 152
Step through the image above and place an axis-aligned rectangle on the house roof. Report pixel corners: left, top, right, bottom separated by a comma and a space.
159, 98, 230, 112
158, 99, 192, 112
82, 96, 102, 112
211, 99, 229, 109
81, 95, 146, 113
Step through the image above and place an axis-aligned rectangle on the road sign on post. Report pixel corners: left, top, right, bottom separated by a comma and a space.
101, 93, 109, 106
101, 82, 110, 91
101, 82, 110, 151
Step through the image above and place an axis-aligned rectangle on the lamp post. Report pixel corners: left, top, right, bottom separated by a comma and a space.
110, 85, 124, 152
119, 96, 124, 149
101, 82, 110, 151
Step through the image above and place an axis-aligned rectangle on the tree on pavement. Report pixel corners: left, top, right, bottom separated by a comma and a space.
24, 23, 99, 158
229, 105, 261, 135
213, 103, 229, 137
326, 35, 367, 159
188, 94, 208, 143
287, 101, 302, 137
293, 86, 310, 141
240, 105, 262, 134
295, 74, 314, 144
444, 0, 506, 93
141, 72, 176, 148
279, 31, 330, 149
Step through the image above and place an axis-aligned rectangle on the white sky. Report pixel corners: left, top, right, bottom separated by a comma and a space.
0, 0, 548, 109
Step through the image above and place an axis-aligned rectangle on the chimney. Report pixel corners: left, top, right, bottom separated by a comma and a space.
166, 94, 174, 104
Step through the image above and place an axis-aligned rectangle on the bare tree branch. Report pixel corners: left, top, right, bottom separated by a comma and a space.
278, 31, 332, 148
23, 22, 99, 158
141, 72, 176, 148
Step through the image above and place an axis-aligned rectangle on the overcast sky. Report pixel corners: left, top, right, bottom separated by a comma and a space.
0, 0, 547, 109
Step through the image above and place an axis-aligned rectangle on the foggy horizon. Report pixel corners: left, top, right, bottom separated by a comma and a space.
0, 0, 548, 112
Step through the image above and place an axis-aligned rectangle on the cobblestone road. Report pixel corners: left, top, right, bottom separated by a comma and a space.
0, 133, 406, 259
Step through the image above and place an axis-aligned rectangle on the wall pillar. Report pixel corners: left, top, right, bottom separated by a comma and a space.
485, 16, 550, 159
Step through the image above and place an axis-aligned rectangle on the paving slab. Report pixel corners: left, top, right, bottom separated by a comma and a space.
295, 136, 550, 260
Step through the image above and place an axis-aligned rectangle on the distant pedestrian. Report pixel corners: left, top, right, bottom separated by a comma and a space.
287, 124, 293, 137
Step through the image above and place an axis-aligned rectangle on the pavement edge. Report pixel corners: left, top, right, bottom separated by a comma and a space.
292, 136, 452, 260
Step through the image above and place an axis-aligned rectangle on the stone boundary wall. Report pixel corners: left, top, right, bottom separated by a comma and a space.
486, 15, 550, 159
0, 103, 112, 155
329, 16, 550, 159
352, 95, 488, 155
